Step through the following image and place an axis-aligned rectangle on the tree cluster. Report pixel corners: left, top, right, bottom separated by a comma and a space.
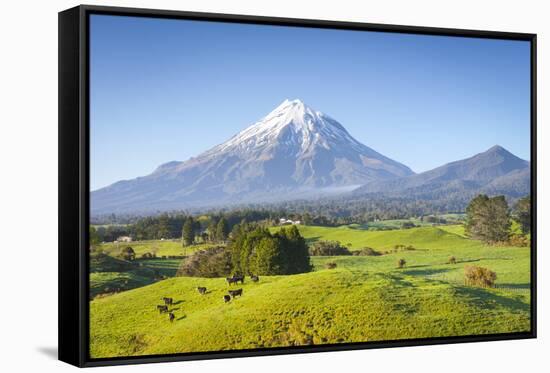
176, 246, 232, 278
512, 196, 531, 235
308, 240, 351, 256
465, 194, 531, 245
465, 195, 511, 243
229, 224, 311, 276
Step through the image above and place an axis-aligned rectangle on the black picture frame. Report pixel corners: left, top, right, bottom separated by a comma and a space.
59, 4, 537, 368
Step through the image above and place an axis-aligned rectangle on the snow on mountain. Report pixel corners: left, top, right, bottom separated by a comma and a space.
205, 99, 368, 156
91, 99, 414, 213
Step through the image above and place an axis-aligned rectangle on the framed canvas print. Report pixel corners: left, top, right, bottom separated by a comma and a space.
58, 5, 537, 367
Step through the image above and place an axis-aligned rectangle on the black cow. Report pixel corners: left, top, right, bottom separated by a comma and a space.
223, 295, 231, 303
226, 275, 245, 285
157, 305, 168, 314
250, 275, 259, 282
235, 275, 245, 284
162, 297, 173, 306
228, 288, 243, 298
197, 287, 207, 295
169, 312, 175, 323
226, 277, 238, 286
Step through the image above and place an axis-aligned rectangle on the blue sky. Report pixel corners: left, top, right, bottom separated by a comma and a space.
90, 14, 531, 191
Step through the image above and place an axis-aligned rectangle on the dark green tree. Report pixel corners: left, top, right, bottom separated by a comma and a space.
207, 217, 218, 242
120, 246, 135, 261
277, 225, 311, 273
89, 226, 101, 249
216, 217, 230, 242
182, 217, 195, 246
157, 214, 170, 239
253, 236, 283, 275
465, 194, 511, 243
513, 196, 531, 235
239, 227, 270, 275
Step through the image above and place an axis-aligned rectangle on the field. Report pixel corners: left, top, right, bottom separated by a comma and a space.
99, 239, 214, 257
90, 224, 531, 358
355, 214, 465, 230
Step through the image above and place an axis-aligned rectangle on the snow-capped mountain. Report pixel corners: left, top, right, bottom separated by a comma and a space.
91, 99, 414, 213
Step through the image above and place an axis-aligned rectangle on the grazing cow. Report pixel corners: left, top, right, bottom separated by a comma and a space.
169, 312, 175, 323
250, 275, 259, 282
197, 287, 207, 295
157, 305, 168, 314
228, 288, 243, 298
226, 275, 245, 285
223, 295, 231, 303
226, 277, 238, 286
162, 297, 173, 306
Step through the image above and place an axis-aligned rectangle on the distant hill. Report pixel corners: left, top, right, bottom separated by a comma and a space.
353, 145, 530, 200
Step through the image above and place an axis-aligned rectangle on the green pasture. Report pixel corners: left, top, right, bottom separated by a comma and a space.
89, 253, 183, 298
99, 240, 215, 258
90, 224, 531, 357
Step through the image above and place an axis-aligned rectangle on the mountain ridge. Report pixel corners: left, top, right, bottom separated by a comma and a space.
92, 99, 414, 213
352, 145, 530, 199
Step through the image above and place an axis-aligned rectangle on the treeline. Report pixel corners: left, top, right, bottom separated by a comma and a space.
465, 195, 531, 245
92, 193, 530, 244
92, 207, 459, 244
93, 210, 276, 243
91, 196, 475, 228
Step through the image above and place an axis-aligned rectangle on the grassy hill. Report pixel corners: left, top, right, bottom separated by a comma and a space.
271, 224, 475, 250
89, 253, 182, 298
90, 225, 530, 358
99, 240, 215, 258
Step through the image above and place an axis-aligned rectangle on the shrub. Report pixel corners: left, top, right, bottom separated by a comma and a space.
140, 252, 155, 259
464, 265, 497, 287
176, 246, 232, 278
448, 256, 457, 264
352, 247, 382, 256
389, 244, 415, 253
508, 234, 530, 247
397, 258, 406, 268
401, 221, 416, 229
309, 241, 351, 256
325, 262, 337, 269
120, 246, 135, 261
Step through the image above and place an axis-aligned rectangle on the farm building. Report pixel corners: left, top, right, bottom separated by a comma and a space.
279, 218, 302, 225
115, 236, 132, 243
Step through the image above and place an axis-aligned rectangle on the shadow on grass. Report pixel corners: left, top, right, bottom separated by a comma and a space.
496, 283, 531, 290
454, 286, 530, 313
304, 236, 322, 244
403, 264, 431, 270
402, 268, 451, 276
456, 259, 481, 264
348, 225, 369, 230
385, 273, 416, 287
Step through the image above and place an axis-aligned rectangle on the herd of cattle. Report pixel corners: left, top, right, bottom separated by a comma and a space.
155, 274, 260, 322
